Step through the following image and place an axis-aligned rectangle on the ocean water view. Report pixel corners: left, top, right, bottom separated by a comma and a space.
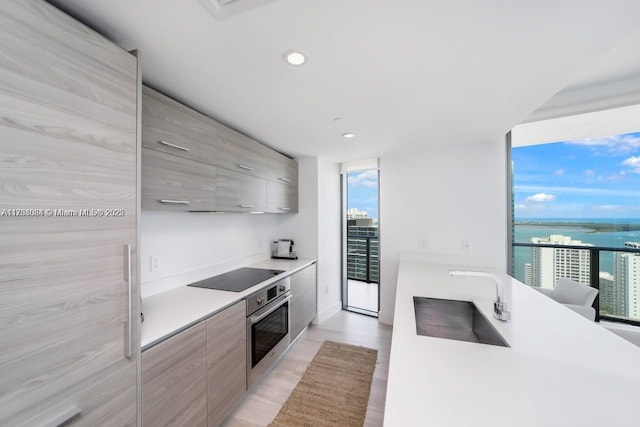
512, 218, 640, 283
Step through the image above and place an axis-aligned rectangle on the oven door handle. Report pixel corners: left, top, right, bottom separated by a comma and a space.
249, 294, 292, 325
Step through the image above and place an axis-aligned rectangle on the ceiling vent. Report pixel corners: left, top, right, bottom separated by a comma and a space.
200, 0, 276, 20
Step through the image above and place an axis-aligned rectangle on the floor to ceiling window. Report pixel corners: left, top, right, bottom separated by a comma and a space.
341, 164, 380, 317
510, 127, 640, 325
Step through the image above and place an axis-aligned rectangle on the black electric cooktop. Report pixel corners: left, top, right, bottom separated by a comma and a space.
187, 267, 285, 292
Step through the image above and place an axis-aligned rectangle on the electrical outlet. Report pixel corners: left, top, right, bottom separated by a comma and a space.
419, 238, 429, 251
462, 240, 471, 252
150, 256, 159, 272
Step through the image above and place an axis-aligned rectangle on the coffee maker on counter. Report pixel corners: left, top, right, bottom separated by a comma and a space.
271, 239, 297, 260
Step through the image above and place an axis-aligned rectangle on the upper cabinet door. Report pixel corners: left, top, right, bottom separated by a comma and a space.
216, 124, 272, 179
264, 150, 298, 187
216, 168, 267, 213
142, 86, 218, 165
0, 1, 138, 425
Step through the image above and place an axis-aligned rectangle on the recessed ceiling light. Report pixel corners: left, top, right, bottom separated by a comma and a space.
284, 50, 306, 66
342, 133, 356, 139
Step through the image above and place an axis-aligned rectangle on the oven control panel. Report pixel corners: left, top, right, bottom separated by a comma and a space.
246, 277, 291, 316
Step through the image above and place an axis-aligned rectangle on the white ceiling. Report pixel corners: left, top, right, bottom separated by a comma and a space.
51, 0, 640, 162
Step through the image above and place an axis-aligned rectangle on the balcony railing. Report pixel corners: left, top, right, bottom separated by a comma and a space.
512, 242, 640, 326
347, 235, 379, 283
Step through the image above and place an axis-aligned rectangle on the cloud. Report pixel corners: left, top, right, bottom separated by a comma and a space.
347, 170, 378, 187
622, 156, 640, 173
584, 169, 596, 176
514, 185, 640, 198
525, 193, 556, 203
593, 205, 624, 211
566, 133, 640, 155
553, 169, 565, 176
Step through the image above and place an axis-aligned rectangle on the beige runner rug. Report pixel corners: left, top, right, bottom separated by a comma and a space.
269, 340, 378, 427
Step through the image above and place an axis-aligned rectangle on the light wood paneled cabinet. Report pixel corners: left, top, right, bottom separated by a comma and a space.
290, 264, 318, 340
266, 180, 299, 213
0, 1, 139, 425
216, 167, 267, 213
143, 86, 218, 165
206, 301, 247, 427
142, 147, 217, 211
264, 149, 299, 187
216, 125, 272, 178
142, 302, 247, 427
142, 323, 208, 427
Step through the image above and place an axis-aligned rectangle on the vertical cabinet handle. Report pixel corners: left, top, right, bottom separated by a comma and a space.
158, 140, 190, 152
238, 164, 255, 171
123, 244, 132, 359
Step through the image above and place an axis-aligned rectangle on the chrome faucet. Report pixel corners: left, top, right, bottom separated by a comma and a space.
448, 270, 511, 321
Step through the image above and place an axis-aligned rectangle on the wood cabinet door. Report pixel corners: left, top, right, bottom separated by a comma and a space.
142, 323, 208, 427
216, 125, 272, 179
142, 148, 217, 211
142, 86, 218, 165
290, 264, 318, 340
206, 301, 247, 427
266, 180, 299, 213
0, 1, 138, 425
216, 168, 267, 213
264, 150, 299, 187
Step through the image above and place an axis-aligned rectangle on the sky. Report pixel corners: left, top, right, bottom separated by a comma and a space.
347, 170, 378, 219
513, 131, 640, 219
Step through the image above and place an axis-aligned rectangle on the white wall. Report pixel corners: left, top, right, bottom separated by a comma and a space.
140, 211, 281, 297
378, 140, 508, 325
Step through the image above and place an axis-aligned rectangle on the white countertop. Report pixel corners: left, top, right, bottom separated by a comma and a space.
141, 258, 316, 350
384, 259, 640, 427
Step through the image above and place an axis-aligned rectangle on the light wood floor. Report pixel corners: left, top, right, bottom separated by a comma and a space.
221, 310, 393, 427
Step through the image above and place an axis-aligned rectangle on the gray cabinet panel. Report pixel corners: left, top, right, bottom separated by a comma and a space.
216, 167, 267, 213
142, 86, 218, 165
206, 301, 247, 427
216, 125, 272, 178
142, 148, 217, 211
0, 1, 138, 425
142, 323, 208, 427
264, 150, 299, 187
266, 180, 299, 213
290, 264, 318, 339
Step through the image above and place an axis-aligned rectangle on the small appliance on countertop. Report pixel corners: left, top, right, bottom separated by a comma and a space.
271, 239, 297, 260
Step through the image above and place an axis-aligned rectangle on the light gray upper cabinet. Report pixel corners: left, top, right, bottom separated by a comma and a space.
216, 168, 267, 213
264, 149, 299, 187
142, 148, 217, 212
290, 264, 318, 340
216, 124, 272, 179
266, 180, 299, 213
142, 86, 218, 165
0, 1, 138, 425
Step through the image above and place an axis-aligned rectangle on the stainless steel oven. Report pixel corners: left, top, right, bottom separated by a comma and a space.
246, 277, 291, 388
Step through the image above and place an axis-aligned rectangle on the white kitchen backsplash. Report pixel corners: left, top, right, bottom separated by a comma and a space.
140, 211, 282, 297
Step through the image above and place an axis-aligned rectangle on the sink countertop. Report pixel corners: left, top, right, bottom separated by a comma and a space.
141, 258, 316, 350
384, 259, 640, 427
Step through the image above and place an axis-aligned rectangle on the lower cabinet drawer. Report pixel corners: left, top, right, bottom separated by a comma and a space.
142, 148, 216, 211
142, 323, 208, 427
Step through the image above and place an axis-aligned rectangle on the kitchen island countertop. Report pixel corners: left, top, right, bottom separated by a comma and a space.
141, 258, 316, 350
384, 259, 640, 426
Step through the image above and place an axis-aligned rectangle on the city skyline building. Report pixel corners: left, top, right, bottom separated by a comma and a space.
614, 250, 640, 318
526, 234, 592, 289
